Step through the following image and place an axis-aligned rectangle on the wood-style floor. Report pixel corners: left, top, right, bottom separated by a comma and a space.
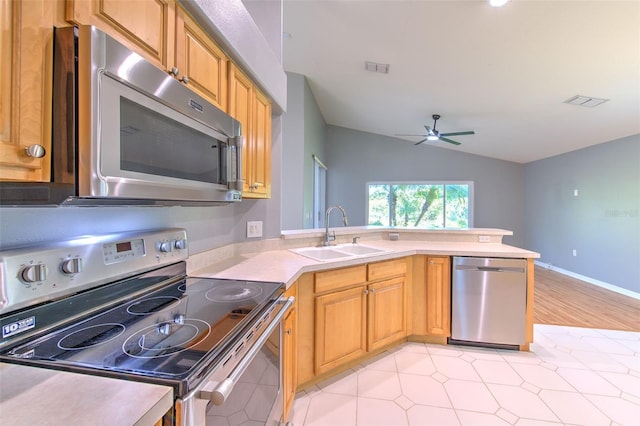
534, 266, 640, 332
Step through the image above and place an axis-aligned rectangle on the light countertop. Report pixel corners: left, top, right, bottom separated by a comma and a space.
189, 228, 540, 285
0, 363, 172, 426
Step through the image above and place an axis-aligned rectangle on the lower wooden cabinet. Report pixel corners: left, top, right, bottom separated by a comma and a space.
314, 285, 367, 375
426, 256, 451, 337
310, 259, 407, 377
282, 282, 298, 421
368, 276, 406, 351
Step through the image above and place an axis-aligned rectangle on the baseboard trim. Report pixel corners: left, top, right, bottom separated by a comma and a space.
534, 260, 640, 300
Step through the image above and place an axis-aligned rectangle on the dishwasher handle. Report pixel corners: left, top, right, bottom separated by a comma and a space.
455, 265, 525, 273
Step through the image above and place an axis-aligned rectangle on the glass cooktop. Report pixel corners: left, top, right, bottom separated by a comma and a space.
4, 276, 283, 379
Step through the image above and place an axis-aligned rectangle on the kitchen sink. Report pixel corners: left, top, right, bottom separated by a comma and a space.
291, 244, 388, 261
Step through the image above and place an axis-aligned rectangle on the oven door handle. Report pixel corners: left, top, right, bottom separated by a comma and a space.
200, 296, 295, 406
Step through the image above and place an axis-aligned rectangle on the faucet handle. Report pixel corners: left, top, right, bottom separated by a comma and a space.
352, 236, 360, 244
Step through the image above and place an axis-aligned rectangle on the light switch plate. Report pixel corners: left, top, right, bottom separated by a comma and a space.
247, 221, 263, 238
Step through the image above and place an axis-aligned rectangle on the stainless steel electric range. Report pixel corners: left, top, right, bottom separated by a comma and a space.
0, 229, 293, 425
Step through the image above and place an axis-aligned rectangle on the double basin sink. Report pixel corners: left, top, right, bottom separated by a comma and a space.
291, 244, 389, 261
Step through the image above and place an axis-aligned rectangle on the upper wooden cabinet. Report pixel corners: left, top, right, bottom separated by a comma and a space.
228, 63, 272, 198
174, 7, 227, 110
0, 0, 54, 182
66, 0, 176, 69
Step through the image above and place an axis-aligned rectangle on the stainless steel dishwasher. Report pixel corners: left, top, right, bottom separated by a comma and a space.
450, 257, 527, 349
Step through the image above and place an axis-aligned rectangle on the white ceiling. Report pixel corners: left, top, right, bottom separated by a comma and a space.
282, 0, 640, 163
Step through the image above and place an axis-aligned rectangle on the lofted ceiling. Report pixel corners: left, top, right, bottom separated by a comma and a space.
282, 0, 640, 163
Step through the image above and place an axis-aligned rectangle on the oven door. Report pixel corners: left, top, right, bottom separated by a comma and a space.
180, 297, 294, 426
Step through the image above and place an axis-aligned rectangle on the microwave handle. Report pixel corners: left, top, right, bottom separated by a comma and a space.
229, 136, 243, 191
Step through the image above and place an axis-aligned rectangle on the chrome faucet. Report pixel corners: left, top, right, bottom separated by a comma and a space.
324, 205, 348, 246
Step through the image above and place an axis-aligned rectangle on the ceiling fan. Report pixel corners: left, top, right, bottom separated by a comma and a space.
397, 114, 475, 146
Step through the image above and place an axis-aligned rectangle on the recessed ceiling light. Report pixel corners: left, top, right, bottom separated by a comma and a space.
564, 95, 609, 108
489, 0, 511, 7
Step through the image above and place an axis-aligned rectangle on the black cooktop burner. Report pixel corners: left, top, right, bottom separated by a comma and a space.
3, 274, 283, 380
122, 319, 210, 358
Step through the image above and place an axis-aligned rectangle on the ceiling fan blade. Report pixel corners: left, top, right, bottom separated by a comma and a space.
439, 137, 461, 145
440, 131, 475, 137
395, 134, 428, 137
414, 139, 427, 145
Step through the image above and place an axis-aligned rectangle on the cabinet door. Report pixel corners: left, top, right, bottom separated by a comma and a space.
228, 63, 254, 195
248, 88, 271, 198
426, 256, 451, 336
367, 276, 406, 351
282, 305, 297, 420
175, 6, 227, 110
0, 0, 52, 182
66, 0, 175, 69
315, 286, 366, 375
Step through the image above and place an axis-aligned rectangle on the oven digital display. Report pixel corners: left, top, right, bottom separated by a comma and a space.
103, 238, 145, 264
116, 241, 132, 253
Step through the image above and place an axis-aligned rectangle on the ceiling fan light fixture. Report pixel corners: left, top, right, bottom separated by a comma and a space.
427, 135, 439, 141
489, 0, 511, 7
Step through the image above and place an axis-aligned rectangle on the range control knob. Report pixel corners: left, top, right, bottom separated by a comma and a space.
61, 258, 83, 275
174, 239, 187, 250
19, 264, 47, 283
159, 241, 173, 253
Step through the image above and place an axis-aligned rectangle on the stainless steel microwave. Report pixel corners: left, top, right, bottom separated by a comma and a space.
0, 25, 242, 206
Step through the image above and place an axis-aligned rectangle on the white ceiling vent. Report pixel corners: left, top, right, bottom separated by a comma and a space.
564, 95, 609, 108
365, 61, 390, 74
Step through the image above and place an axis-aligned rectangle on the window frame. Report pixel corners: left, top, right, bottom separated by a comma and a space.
365, 181, 475, 228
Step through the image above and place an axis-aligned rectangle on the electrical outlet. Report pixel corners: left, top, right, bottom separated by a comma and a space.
478, 235, 491, 243
572, 249, 577, 257
247, 221, 263, 238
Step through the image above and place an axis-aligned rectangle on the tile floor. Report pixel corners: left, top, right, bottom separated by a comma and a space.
288, 325, 640, 426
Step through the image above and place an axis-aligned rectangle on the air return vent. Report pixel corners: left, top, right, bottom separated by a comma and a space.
365, 61, 390, 74
564, 95, 609, 108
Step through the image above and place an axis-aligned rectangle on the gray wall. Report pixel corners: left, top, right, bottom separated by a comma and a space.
324, 126, 525, 248
281, 72, 326, 229
524, 134, 640, 293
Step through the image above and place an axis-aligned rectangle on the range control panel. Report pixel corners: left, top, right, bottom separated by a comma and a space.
0, 228, 188, 316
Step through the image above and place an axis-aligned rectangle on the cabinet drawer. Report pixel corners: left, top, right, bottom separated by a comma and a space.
367, 258, 407, 281
315, 265, 366, 293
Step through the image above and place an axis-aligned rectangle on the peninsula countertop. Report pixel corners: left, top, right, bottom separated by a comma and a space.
188, 227, 540, 284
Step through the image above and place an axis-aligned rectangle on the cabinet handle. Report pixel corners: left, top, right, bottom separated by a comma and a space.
370, 288, 376, 293
363, 289, 369, 295
285, 329, 292, 335
24, 144, 46, 158
168, 67, 179, 76
180, 75, 190, 84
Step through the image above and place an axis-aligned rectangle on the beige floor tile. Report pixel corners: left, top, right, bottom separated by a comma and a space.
556, 367, 621, 396
487, 383, 559, 422
357, 369, 402, 400
398, 373, 451, 407
394, 351, 436, 376
455, 410, 511, 426
356, 397, 408, 426
586, 394, 640, 426
406, 405, 459, 426
304, 392, 357, 426
509, 363, 573, 391
473, 359, 523, 385
444, 380, 499, 413
431, 355, 481, 381
538, 389, 610, 426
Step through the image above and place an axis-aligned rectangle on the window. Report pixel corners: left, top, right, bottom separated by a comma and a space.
367, 182, 473, 228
